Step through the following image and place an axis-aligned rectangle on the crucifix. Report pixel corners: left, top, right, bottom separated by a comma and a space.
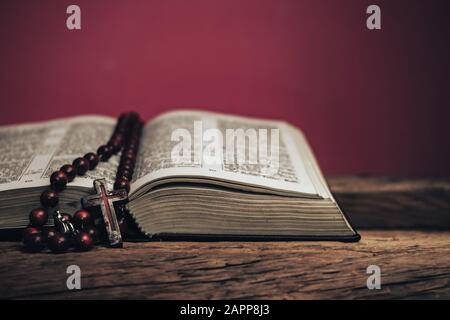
21, 112, 142, 253
82, 178, 128, 248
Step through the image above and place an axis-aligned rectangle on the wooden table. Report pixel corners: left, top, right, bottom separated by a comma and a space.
0, 176, 449, 299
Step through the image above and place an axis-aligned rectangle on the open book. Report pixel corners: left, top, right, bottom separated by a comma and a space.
0, 110, 359, 241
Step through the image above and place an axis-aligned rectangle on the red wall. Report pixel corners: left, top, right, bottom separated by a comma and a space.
0, 0, 449, 176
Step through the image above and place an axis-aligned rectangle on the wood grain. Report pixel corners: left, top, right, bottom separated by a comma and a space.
0, 230, 449, 300
328, 176, 450, 229
0, 176, 449, 299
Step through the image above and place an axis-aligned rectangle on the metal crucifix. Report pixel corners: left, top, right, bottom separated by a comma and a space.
82, 178, 127, 248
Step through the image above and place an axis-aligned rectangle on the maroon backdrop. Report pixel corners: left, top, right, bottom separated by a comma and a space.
0, 0, 449, 176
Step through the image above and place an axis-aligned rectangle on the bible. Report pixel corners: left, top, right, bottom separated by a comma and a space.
0, 110, 360, 241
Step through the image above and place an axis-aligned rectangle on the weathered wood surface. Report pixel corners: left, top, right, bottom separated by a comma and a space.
0, 230, 449, 299
0, 176, 449, 299
329, 176, 450, 229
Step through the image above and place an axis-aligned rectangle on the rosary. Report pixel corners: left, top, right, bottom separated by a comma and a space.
22, 112, 143, 253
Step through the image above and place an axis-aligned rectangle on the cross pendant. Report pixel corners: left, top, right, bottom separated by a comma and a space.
82, 179, 128, 248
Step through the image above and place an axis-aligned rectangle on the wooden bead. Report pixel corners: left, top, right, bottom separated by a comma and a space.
114, 178, 130, 193
83, 226, 99, 243
97, 145, 113, 161
127, 142, 138, 151
23, 227, 40, 239
29, 208, 48, 227
48, 233, 69, 253
50, 170, 68, 191
60, 164, 76, 182
119, 163, 133, 175
115, 126, 127, 135
75, 232, 94, 251
108, 142, 121, 154
117, 169, 132, 180
73, 209, 92, 228
122, 151, 135, 162
121, 158, 135, 170
23, 233, 45, 252
72, 157, 89, 175
118, 112, 128, 121
42, 227, 57, 241
125, 111, 139, 120
124, 148, 137, 156
111, 133, 124, 143
108, 137, 124, 154
83, 152, 99, 170
116, 174, 129, 184
40, 190, 58, 208
125, 149, 137, 160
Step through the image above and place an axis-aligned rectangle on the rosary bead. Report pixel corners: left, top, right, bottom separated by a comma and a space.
40, 190, 59, 208
128, 141, 137, 151
124, 148, 137, 156
83, 226, 99, 243
115, 126, 127, 135
48, 233, 69, 253
118, 169, 132, 181
75, 232, 94, 251
83, 152, 100, 170
121, 158, 135, 170
116, 174, 129, 182
60, 212, 72, 223
130, 141, 140, 151
124, 149, 137, 160
108, 136, 124, 154
118, 163, 134, 175
118, 112, 128, 121
132, 126, 142, 136
73, 209, 92, 228
50, 170, 68, 191
60, 164, 76, 182
113, 131, 125, 139
23, 226, 40, 239
23, 233, 45, 252
122, 151, 135, 162
127, 142, 138, 151
73, 157, 90, 175
42, 227, 57, 241
97, 145, 113, 161
111, 132, 125, 141
108, 141, 122, 154
118, 113, 133, 125
29, 208, 48, 227
118, 169, 133, 180
114, 178, 130, 193
131, 129, 140, 136
126, 111, 139, 120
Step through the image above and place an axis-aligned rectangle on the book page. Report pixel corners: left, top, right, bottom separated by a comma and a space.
131, 110, 318, 196
0, 116, 118, 192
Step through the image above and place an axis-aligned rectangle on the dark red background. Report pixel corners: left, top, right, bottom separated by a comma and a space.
1, 0, 449, 176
